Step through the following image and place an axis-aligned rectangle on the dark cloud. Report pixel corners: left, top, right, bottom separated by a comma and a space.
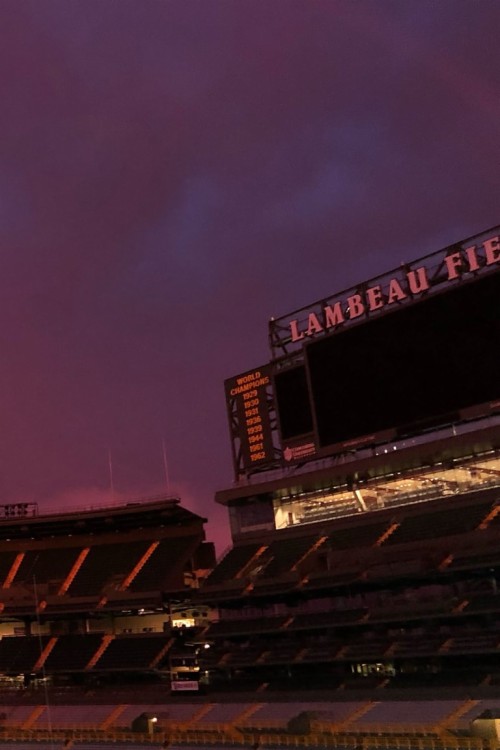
0, 0, 498, 550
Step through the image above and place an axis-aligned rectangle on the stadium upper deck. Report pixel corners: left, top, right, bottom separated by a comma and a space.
216, 419, 500, 541
0, 496, 214, 619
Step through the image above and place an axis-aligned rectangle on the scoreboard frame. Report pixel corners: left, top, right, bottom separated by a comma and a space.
269, 224, 500, 359
225, 225, 500, 480
224, 365, 279, 477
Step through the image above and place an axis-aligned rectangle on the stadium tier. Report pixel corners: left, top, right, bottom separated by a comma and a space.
0, 496, 215, 684
197, 442, 500, 692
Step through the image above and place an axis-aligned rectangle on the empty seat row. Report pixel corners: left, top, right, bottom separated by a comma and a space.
0, 535, 199, 596
0, 633, 172, 673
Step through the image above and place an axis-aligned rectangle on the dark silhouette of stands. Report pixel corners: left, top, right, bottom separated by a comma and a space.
0, 550, 31, 585
191, 485, 500, 694
385, 499, 494, 546
43, 634, 104, 671
0, 499, 210, 623
0, 635, 50, 672
0, 481, 499, 696
201, 492, 500, 595
129, 536, 200, 591
258, 536, 319, 578
205, 543, 262, 585
69, 541, 151, 597
12, 548, 80, 588
0, 632, 174, 674
326, 519, 390, 550
94, 634, 171, 670
207, 616, 288, 638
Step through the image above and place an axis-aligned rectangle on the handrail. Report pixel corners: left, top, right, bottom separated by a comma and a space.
0, 722, 494, 750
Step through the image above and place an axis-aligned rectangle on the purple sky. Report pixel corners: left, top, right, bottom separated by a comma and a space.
0, 0, 499, 553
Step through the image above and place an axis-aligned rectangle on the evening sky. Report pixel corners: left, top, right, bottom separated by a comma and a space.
0, 0, 499, 551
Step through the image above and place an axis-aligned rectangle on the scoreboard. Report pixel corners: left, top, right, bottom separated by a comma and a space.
225, 226, 500, 479
224, 366, 274, 471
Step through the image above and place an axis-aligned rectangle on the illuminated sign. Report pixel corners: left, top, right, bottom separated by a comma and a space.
225, 366, 274, 470
171, 680, 199, 692
287, 233, 500, 343
225, 226, 500, 479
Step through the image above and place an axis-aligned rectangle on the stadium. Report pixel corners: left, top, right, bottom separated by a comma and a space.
0, 226, 500, 749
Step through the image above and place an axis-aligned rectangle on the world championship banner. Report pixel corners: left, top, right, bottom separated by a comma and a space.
225, 365, 274, 471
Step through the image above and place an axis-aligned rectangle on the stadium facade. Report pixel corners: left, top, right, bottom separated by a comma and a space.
195, 224, 500, 698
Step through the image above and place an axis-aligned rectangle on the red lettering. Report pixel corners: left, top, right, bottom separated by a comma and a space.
347, 294, 364, 319
465, 245, 480, 272
290, 319, 305, 342
445, 252, 463, 280
484, 236, 500, 265
366, 285, 384, 311
306, 312, 323, 336
407, 267, 429, 294
387, 279, 407, 304
324, 302, 345, 329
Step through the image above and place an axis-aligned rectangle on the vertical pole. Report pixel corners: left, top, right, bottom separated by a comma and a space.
108, 449, 114, 498
162, 439, 170, 495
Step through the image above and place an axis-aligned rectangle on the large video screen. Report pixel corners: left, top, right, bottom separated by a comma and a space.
273, 365, 313, 440
306, 270, 500, 448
